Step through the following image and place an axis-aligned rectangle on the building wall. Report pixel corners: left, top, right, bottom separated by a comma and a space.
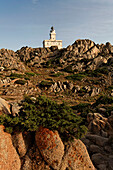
43, 40, 62, 49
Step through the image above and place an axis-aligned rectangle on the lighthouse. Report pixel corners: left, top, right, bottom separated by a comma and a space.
43, 27, 62, 49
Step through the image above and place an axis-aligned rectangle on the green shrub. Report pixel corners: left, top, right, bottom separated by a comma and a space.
39, 81, 53, 88
106, 85, 113, 91
86, 67, 109, 77
0, 96, 87, 142
15, 79, 27, 85
94, 95, 113, 105
64, 65, 73, 73
66, 72, 87, 81
45, 59, 54, 68
9, 73, 30, 80
10, 73, 25, 79
72, 103, 92, 123
25, 72, 35, 76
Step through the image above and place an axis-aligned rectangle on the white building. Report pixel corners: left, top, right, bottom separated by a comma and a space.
43, 27, 62, 49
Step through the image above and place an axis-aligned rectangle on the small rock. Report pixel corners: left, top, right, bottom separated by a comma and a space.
97, 164, 107, 170
90, 87, 100, 97
86, 134, 108, 146
98, 107, 106, 113
92, 153, 105, 165
90, 145, 102, 154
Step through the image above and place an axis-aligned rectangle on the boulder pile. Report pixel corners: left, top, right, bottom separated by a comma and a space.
82, 112, 113, 170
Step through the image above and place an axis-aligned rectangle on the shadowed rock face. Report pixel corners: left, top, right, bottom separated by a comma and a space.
82, 112, 113, 170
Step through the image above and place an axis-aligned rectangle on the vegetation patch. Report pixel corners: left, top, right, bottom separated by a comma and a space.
64, 65, 74, 73
25, 72, 36, 76
86, 67, 109, 77
72, 103, 92, 123
10, 73, 25, 79
9, 73, 30, 80
39, 80, 53, 89
66, 72, 87, 81
0, 95, 87, 142
94, 95, 113, 105
15, 79, 27, 85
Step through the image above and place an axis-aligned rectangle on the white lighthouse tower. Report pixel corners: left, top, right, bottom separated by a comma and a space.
43, 27, 62, 49
50, 26, 56, 40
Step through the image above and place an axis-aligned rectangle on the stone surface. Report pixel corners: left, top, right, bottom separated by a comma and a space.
0, 125, 21, 170
89, 144, 102, 153
60, 139, 95, 170
21, 155, 32, 170
35, 127, 64, 169
12, 132, 27, 158
86, 134, 108, 146
0, 48, 26, 71
92, 153, 105, 165
35, 127, 95, 170
0, 97, 11, 115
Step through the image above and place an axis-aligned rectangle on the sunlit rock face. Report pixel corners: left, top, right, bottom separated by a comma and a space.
0, 125, 21, 170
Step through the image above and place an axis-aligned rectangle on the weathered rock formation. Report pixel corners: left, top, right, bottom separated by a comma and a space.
82, 112, 113, 170
0, 48, 26, 71
0, 97, 95, 170
0, 125, 21, 170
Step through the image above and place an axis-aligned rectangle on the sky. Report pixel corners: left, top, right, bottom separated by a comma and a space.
0, 0, 113, 51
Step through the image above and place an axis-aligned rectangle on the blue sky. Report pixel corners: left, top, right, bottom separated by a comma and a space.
0, 0, 113, 51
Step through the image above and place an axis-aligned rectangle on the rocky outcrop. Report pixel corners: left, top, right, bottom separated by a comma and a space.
0, 97, 11, 115
0, 39, 113, 73
0, 96, 95, 170
35, 127, 95, 170
16, 46, 59, 68
47, 81, 101, 97
60, 139, 95, 170
0, 125, 21, 170
82, 112, 113, 170
0, 125, 95, 170
35, 127, 64, 169
0, 48, 26, 71
12, 132, 27, 158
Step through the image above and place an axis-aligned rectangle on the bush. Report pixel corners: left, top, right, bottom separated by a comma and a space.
64, 65, 73, 73
10, 73, 29, 80
25, 72, 35, 76
0, 96, 87, 142
15, 79, 27, 85
10, 73, 25, 79
39, 81, 53, 88
66, 72, 87, 81
94, 95, 113, 105
86, 67, 109, 77
72, 103, 92, 123
106, 85, 113, 91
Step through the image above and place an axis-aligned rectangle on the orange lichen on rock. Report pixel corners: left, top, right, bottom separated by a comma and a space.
35, 126, 64, 169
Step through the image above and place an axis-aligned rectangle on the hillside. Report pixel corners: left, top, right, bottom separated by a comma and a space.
0, 39, 113, 105
0, 39, 113, 169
